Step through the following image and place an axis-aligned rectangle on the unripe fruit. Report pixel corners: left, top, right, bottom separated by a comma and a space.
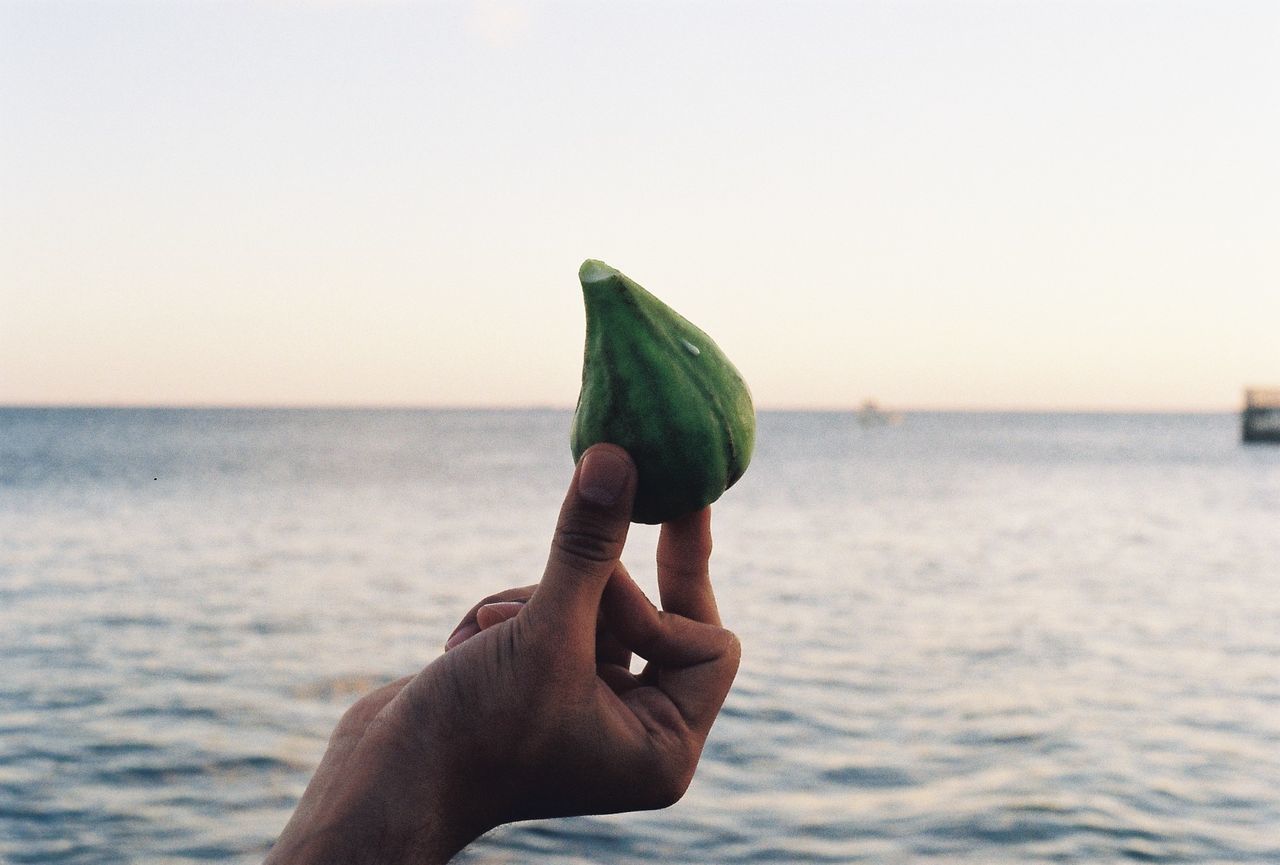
571, 260, 755, 524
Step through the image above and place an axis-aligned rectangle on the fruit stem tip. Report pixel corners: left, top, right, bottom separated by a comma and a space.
579, 259, 620, 285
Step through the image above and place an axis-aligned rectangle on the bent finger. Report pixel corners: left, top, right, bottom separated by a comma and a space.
597, 565, 647, 668
604, 582, 741, 734
444, 585, 536, 650
476, 600, 526, 630
647, 623, 741, 736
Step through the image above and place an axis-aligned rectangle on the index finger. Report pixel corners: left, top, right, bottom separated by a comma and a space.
656, 507, 720, 626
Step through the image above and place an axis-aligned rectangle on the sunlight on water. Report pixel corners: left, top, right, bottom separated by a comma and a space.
2, 409, 1278, 863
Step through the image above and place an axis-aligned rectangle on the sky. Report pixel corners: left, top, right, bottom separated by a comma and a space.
2, 0, 1277, 410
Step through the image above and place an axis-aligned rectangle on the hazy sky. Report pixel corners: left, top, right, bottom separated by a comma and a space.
3, 1, 1277, 409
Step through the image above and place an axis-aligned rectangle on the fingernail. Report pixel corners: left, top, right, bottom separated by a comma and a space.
476, 601, 525, 629
579, 448, 629, 506
444, 622, 479, 650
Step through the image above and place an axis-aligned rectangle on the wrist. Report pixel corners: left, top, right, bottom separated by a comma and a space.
265, 791, 470, 865
265, 729, 483, 865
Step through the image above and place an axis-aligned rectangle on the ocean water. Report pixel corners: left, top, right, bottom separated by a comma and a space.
2, 408, 1278, 864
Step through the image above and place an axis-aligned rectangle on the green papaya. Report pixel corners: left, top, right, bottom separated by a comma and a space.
571, 259, 755, 524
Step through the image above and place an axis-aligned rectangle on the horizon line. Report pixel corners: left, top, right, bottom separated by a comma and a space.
0, 401, 1244, 415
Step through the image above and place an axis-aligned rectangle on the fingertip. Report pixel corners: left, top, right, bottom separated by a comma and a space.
576, 444, 636, 509
671, 505, 711, 529
658, 507, 713, 570
681, 507, 713, 551
444, 622, 479, 651
475, 600, 525, 630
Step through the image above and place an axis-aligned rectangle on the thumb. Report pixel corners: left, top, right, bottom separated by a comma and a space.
524, 444, 636, 647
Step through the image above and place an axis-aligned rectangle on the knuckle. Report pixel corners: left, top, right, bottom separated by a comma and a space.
553, 515, 624, 567
721, 629, 743, 665
648, 764, 695, 810
330, 694, 382, 743
654, 558, 707, 583
340, 694, 378, 726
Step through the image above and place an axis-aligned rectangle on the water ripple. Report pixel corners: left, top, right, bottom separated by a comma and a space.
5, 409, 1280, 863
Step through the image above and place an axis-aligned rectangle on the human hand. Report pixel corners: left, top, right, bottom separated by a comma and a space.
265, 444, 741, 865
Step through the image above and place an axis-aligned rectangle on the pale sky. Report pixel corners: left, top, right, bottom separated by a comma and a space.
2, 0, 1277, 410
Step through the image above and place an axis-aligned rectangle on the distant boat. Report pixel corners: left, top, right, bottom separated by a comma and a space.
1242, 388, 1280, 444
856, 399, 903, 427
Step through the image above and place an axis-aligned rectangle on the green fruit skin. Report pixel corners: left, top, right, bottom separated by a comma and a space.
571, 259, 755, 524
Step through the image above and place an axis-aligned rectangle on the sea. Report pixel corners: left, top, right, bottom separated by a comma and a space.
2, 408, 1278, 864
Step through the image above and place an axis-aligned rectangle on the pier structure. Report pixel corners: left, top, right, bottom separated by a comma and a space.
1242, 388, 1280, 444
